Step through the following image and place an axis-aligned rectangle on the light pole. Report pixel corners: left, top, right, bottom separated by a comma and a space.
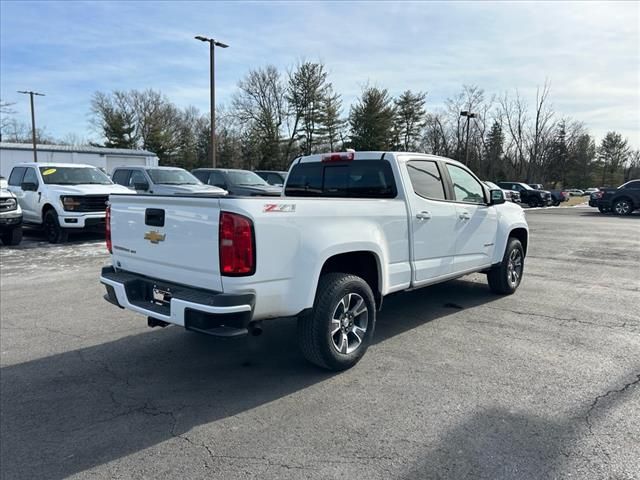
195, 35, 228, 168
17, 90, 45, 162
460, 110, 476, 166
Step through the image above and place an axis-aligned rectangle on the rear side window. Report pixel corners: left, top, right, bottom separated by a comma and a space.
112, 169, 130, 186
407, 160, 446, 200
8, 167, 26, 186
208, 171, 226, 188
129, 170, 146, 187
285, 160, 396, 198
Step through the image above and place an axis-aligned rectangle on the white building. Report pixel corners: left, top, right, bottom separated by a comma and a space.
0, 142, 159, 178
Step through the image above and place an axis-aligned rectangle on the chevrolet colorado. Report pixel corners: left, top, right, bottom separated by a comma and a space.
101, 152, 529, 370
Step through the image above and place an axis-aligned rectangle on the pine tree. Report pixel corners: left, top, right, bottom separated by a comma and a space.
317, 92, 346, 151
485, 121, 504, 179
349, 87, 396, 151
394, 90, 427, 151
598, 132, 630, 186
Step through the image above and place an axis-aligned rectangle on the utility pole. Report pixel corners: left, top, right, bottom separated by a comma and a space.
195, 35, 229, 168
17, 90, 45, 162
460, 110, 476, 166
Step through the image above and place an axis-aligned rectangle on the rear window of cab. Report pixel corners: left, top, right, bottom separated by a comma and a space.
285, 160, 397, 198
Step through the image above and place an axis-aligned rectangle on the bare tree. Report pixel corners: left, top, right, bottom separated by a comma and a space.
527, 80, 555, 181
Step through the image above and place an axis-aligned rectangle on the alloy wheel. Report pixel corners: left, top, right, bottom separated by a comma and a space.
330, 293, 369, 355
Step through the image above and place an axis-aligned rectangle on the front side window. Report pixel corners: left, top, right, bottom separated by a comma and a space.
22, 168, 39, 187
129, 170, 147, 187
446, 164, 485, 204
407, 160, 446, 200
39, 167, 112, 185
111, 169, 130, 186
208, 171, 226, 188
147, 169, 200, 185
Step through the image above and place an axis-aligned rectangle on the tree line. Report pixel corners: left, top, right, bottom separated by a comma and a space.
1, 61, 638, 187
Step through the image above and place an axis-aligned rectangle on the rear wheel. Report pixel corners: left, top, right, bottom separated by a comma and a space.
298, 273, 376, 371
487, 238, 524, 295
1, 227, 22, 246
44, 209, 68, 243
528, 197, 539, 208
612, 198, 633, 216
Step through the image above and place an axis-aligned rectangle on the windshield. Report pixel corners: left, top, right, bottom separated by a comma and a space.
522, 184, 535, 190
227, 170, 269, 186
39, 167, 113, 185
147, 169, 201, 185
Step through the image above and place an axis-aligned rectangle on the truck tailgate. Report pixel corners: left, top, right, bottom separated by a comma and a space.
109, 195, 223, 292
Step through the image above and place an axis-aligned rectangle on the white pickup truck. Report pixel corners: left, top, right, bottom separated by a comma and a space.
101, 151, 528, 370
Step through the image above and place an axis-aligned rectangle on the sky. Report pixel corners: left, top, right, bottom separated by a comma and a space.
1, 0, 639, 148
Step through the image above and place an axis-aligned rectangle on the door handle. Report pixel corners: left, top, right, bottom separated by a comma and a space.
459, 211, 471, 220
416, 211, 432, 220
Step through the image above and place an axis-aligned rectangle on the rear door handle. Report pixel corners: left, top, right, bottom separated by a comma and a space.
416, 211, 432, 220
459, 211, 471, 220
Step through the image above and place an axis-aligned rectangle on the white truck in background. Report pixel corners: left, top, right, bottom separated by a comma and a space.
101, 151, 529, 370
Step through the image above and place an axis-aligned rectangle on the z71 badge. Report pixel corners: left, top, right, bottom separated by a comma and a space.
263, 204, 296, 213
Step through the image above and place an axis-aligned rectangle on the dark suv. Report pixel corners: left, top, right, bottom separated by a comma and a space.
591, 180, 640, 215
497, 182, 552, 207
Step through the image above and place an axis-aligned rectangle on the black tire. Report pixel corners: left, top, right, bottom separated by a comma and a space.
43, 209, 68, 243
528, 197, 538, 208
598, 206, 610, 213
612, 198, 633, 216
487, 238, 525, 295
298, 273, 376, 371
553, 200, 560, 207
1, 227, 23, 246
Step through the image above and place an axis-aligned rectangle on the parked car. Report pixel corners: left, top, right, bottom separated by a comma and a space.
591, 179, 640, 215
528, 183, 545, 191
6, 163, 131, 243
192, 168, 282, 196
484, 181, 521, 203
584, 188, 599, 196
101, 151, 528, 371
111, 166, 226, 195
255, 170, 288, 186
565, 189, 584, 197
0, 181, 23, 245
497, 182, 552, 207
548, 189, 569, 206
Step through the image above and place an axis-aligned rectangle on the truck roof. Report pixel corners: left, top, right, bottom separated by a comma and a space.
295, 151, 466, 168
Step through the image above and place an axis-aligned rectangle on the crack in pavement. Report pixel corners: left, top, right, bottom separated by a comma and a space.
482, 306, 637, 331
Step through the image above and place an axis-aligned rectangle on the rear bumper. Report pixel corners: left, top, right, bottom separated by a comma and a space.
100, 266, 255, 336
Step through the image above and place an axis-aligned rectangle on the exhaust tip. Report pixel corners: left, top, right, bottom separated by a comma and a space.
248, 321, 263, 336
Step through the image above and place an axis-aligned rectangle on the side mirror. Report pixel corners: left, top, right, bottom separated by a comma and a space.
134, 182, 149, 191
21, 182, 38, 191
489, 189, 506, 205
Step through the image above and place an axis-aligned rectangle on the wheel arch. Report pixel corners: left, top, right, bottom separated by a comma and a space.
509, 227, 528, 256
318, 250, 383, 309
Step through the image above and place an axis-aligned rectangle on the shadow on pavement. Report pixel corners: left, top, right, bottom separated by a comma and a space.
9, 278, 633, 479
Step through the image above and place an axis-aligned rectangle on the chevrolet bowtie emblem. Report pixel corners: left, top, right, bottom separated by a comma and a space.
144, 230, 166, 244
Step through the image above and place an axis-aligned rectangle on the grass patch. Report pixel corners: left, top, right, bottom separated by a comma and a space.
561, 196, 589, 207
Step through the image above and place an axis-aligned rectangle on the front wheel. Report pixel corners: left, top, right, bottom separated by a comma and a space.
612, 199, 633, 216
528, 198, 538, 208
44, 210, 68, 243
298, 273, 376, 371
1, 227, 22, 246
487, 238, 524, 295
598, 206, 610, 214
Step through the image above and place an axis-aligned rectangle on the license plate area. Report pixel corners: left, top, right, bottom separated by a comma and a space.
152, 285, 172, 307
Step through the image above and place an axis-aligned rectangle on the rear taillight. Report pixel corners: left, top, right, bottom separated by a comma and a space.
105, 205, 112, 253
219, 211, 255, 276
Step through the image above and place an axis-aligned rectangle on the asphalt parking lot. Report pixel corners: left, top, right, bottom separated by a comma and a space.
1, 207, 638, 480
